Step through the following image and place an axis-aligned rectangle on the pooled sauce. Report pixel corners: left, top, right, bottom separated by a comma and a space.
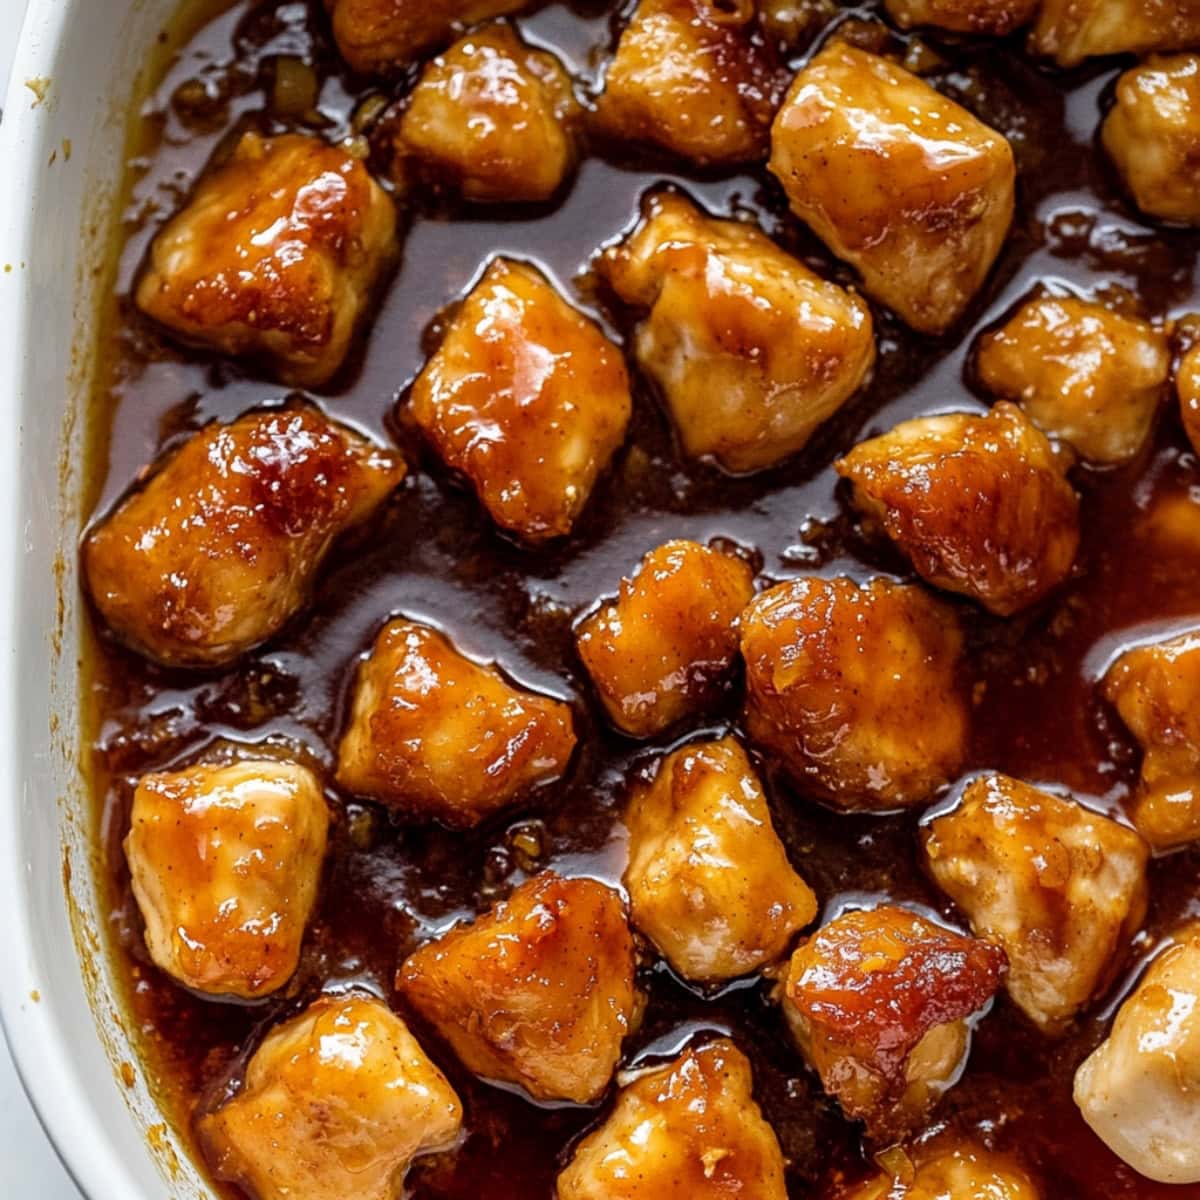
85, 2, 1200, 1197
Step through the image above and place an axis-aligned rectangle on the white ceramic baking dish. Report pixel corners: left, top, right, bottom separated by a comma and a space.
0, 1, 210, 1196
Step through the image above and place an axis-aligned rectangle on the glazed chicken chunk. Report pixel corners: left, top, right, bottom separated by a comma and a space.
1103, 631, 1200, 849
575, 538, 756, 737
882, 0, 1038, 35
976, 294, 1168, 465
1102, 55, 1200, 227
398, 872, 639, 1103
556, 1039, 787, 1200
1074, 925, 1200, 1185
1177, 319, 1200, 454
200, 994, 462, 1200
395, 24, 580, 204
740, 576, 969, 811
837, 403, 1080, 616
923, 774, 1149, 1034
768, 44, 1015, 335
125, 760, 329, 999
837, 1136, 1040, 1200
623, 737, 817, 983
411, 258, 632, 541
136, 132, 396, 387
324, 0, 524, 73
83, 405, 405, 667
781, 906, 1005, 1142
599, 192, 876, 473
336, 619, 576, 828
594, 0, 785, 166
1029, 0, 1200, 68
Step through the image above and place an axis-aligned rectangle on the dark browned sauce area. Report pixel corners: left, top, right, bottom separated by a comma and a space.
85, 2, 1200, 1197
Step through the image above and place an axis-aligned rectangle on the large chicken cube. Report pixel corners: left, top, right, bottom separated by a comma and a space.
324, 0, 524, 73
594, 0, 786, 166
1103, 631, 1200, 849
1029, 0, 1200, 68
83, 405, 405, 667
599, 192, 876, 473
556, 1039, 787, 1200
624, 737, 817, 983
199, 994, 462, 1200
923, 774, 1149, 1033
397, 872, 639, 1103
837, 403, 1080, 616
1074, 925, 1200, 1185
1102, 55, 1200, 227
125, 760, 328, 999
136, 132, 396, 387
976, 294, 1168, 465
395, 24, 580, 204
768, 44, 1015, 335
336, 619, 576, 828
411, 258, 632, 541
1178, 321, 1200, 454
575, 539, 756, 737
837, 1135, 1041, 1199
781, 905, 1005, 1142
882, 0, 1038, 35
740, 576, 969, 811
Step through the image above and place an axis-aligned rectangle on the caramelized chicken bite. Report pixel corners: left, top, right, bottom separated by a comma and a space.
398, 872, 639, 1103
976, 294, 1168, 465
1029, 0, 1200, 68
624, 737, 817, 982
556, 1039, 787, 1200
336, 619, 575, 828
882, 0, 1037, 35
576, 539, 755, 737
594, 0, 785, 166
396, 24, 580, 204
1074, 925, 1200, 1185
837, 403, 1080, 616
1103, 631, 1200, 849
836, 1136, 1040, 1200
740, 577, 969, 811
136, 132, 396, 387
411, 258, 631, 541
200, 994, 462, 1200
768, 44, 1015, 335
84, 405, 405, 667
125, 760, 328, 998
923, 775, 1148, 1034
599, 192, 876, 473
1102, 55, 1200, 227
1178, 320, 1200, 454
782, 906, 1005, 1142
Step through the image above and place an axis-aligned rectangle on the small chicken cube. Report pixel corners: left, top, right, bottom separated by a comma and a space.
1074, 925, 1200, 1185
395, 24, 580, 204
768, 44, 1015, 335
83, 405, 405, 667
125, 760, 328, 999
594, 0, 785, 166
1103, 631, 1200, 849
136, 132, 396, 387
976, 294, 1168, 465
1178, 319, 1200, 454
411, 258, 632, 541
882, 0, 1038, 35
1102, 55, 1200, 227
837, 1136, 1040, 1200
598, 192, 876, 473
1029, 0, 1200, 68
923, 774, 1149, 1033
624, 737, 817, 983
324, 0, 524, 73
200, 994, 462, 1200
576, 539, 756, 737
740, 576, 969, 811
837, 403, 1080, 616
556, 1039, 787, 1200
336, 619, 576, 828
781, 905, 1005, 1142
397, 872, 639, 1103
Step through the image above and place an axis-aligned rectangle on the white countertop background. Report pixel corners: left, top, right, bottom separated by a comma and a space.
2, 0, 87, 1193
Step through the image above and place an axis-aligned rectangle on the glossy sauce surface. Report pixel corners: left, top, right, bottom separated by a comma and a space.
85, 2, 1200, 1196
